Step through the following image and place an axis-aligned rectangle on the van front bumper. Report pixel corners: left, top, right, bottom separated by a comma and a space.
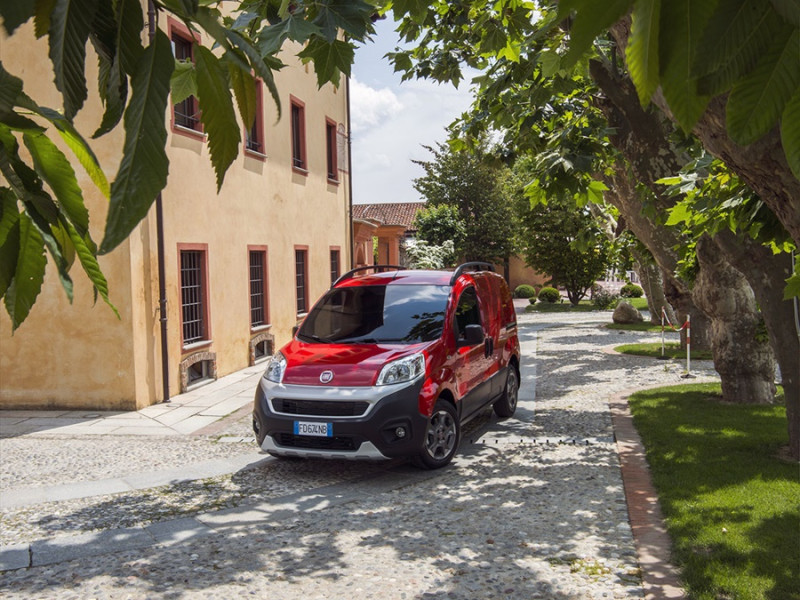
252, 375, 428, 460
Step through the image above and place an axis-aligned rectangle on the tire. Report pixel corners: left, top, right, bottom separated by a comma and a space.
413, 400, 460, 469
493, 366, 519, 418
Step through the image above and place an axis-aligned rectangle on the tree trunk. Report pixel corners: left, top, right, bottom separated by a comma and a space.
713, 231, 800, 459
631, 247, 671, 324
694, 237, 777, 403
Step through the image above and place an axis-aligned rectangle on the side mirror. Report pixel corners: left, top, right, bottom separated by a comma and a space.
292, 325, 299, 337
459, 324, 484, 347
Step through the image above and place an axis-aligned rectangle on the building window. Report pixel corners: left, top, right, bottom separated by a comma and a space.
295, 247, 308, 314
249, 247, 268, 328
170, 24, 201, 132
330, 248, 340, 285
290, 96, 306, 172
326, 118, 338, 181
245, 80, 264, 155
180, 247, 209, 345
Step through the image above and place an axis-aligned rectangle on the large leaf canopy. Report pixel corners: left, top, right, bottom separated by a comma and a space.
0, 0, 378, 330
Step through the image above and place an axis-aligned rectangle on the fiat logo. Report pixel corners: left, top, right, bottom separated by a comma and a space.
320, 370, 334, 384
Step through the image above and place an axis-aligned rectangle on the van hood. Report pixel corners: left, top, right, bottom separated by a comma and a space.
280, 340, 431, 386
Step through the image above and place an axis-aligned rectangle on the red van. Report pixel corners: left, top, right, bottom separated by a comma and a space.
252, 263, 521, 469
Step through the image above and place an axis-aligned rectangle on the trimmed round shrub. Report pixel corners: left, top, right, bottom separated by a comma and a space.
537, 286, 560, 303
620, 283, 644, 298
514, 284, 536, 299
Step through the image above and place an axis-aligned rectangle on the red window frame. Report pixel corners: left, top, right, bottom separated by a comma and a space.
325, 118, 339, 182
169, 18, 203, 138
244, 80, 265, 158
295, 245, 309, 315
248, 246, 269, 329
290, 95, 307, 173
178, 243, 211, 348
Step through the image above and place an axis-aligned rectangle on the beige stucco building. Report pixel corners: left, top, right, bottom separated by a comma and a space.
0, 12, 352, 410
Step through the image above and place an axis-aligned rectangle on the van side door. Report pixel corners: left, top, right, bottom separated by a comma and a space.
452, 285, 493, 419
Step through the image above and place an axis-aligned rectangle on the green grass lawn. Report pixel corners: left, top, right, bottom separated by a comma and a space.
628, 383, 798, 600
615, 341, 714, 361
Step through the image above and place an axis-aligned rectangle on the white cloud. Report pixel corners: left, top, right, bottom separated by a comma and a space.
349, 78, 403, 134
350, 78, 475, 205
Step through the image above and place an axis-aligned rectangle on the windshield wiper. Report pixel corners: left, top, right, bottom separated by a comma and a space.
297, 333, 332, 343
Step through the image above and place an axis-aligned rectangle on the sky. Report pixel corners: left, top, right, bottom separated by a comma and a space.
349, 17, 476, 205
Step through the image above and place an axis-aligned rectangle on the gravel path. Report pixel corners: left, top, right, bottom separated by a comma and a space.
0, 311, 719, 599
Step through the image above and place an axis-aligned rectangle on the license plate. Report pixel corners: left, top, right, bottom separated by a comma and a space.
294, 421, 332, 437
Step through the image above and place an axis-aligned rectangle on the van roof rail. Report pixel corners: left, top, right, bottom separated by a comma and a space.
334, 265, 404, 286
449, 262, 495, 285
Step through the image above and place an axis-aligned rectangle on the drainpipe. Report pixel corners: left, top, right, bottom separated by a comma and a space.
149, 0, 170, 403
345, 67, 354, 268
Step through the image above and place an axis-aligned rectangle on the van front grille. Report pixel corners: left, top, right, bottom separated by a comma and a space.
271, 398, 369, 417
275, 433, 358, 451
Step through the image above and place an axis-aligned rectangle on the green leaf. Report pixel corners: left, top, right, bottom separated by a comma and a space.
100, 28, 172, 254
311, 0, 374, 42
770, 0, 800, 26
665, 201, 692, 226
34, 0, 57, 39
539, 50, 561, 78
0, 190, 21, 297
586, 179, 609, 204
22, 130, 90, 235
626, 0, 661, 106
0, 1, 36, 35
228, 62, 257, 132
93, 52, 128, 138
64, 217, 117, 315
694, 0, 783, 95
297, 38, 354, 87
48, 0, 99, 119
195, 46, 240, 191
4, 212, 47, 330
258, 14, 320, 54
561, 0, 635, 69
18, 97, 110, 198
783, 256, 800, 299
659, 0, 714, 131
781, 89, 800, 179
0, 62, 24, 118
114, 0, 144, 75
170, 60, 197, 105
726, 27, 800, 145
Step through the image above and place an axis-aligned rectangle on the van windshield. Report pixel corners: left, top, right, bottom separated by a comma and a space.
298, 284, 450, 344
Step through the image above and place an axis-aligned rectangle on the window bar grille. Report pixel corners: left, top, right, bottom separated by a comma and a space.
295, 250, 306, 313
250, 251, 265, 327
181, 251, 204, 343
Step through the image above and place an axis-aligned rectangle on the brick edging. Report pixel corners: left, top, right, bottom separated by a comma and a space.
609, 391, 687, 600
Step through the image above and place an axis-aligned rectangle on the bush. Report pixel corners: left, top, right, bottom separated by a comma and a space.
592, 288, 619, 309
537, 286, 560, 303
620, 283, 644, 298
514, 284, 536, 299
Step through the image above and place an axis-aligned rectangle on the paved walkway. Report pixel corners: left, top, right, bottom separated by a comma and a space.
0, 308, 719, 598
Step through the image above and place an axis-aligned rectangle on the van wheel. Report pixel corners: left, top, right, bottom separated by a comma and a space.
493, 367, 519, 418
414, 401, 460, 469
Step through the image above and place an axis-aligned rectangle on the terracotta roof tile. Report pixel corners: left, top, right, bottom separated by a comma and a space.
352, 202, 426, 229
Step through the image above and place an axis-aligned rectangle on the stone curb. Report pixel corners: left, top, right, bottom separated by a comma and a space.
610, 389, 686, 600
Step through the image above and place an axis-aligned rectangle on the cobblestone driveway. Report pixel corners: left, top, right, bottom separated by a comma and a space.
0, 312, 718, 599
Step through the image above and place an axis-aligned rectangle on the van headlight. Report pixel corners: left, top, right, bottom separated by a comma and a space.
264, 352, 287, 384
376, 353, 425, 386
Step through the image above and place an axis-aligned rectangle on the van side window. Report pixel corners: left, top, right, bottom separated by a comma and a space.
454, 287, 481, 341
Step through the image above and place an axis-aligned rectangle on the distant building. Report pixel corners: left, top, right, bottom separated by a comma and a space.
1, 13, 351, 410
352, 202, 425, 266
